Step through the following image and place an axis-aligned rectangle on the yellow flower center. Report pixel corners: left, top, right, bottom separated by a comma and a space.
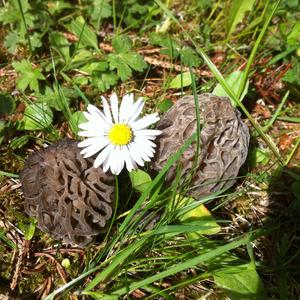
108, 124, 133, 146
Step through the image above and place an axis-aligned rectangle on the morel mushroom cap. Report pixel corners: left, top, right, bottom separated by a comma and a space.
151, 93, 250, 196
20, 139, 115, 247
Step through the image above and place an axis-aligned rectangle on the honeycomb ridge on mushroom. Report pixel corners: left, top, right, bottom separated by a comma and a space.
20, 139, 115, 247
151, 93, 250, 196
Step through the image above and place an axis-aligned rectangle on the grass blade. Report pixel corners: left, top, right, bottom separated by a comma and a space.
0, 171, 19, 178
85, 239, 146, 291
17, 0, 32, 53
112, 234, 251, 296
118, 133, 197, 235
236, 0, 280, 99
263, 90, 289, 132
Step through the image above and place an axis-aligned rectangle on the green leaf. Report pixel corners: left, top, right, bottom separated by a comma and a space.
282, 0, 299, 8
10, 135, 30, 149
112, 35, 132, 53
176, 195, 221, 236
91, 72, 119, 92
18, 218, 37, 241
129, 169, 152, 193
91, 0, 112, 23
247, 147, 271, 167
70, 111, 87, 135
226, 0, 256, 36
122, 2, 153, 28
66, 16, 99, 51
47, 1, 73, 14
213, 263, 266, 300
108, 54, 132, 81
69, 49, 93, 64
168, 72, 193, 89
36, 86, 76, 112
282, 64, 300, 85
213, 70, 249, 106
37, 86, 72, 111
108, 52, 147, 81
49, 31, 70, 63
0, 94, 16, 115
287, 22, 300, 46
180, 46, 201, 67
0, 0, 35, 39
73, 76, 89, 86
22, 103, 53, 131
80, 61, 108, 74
0, 0, 29, 24
4, 32, 19, 54
12, 59, 45, 92
30, 32, 42, 50
107, 35, 147, 81
158, 99, 173, 113
149, 33, 180, 58
122, 52, 148, 71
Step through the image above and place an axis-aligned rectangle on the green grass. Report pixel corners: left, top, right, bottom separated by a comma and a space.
0, 0, 300, 299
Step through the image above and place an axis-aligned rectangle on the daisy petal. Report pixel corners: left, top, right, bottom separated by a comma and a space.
101, 96, 113, 124
80, 139, 110, 158
123, 147, 135, 172
82, 110, 108, 130
119, 94, 131, 123
133, 142, 154, 161
94, 144, 113, 168
109, 148, 120, 174
128, 98, 144, 123
128, 143, 144, 167
111, 147, 124, 175
118, 147, 126, 174
120, 94, 135, 123
103, 148, 114, 173
130, 113, 159, 130
78, 130, 105, 137
130, 141, 151, 162
135, 136, 157, 148
87, 104, 111, 128
134, 129, 162, 137
83, 111, 93, 121
78, 137, 103, 148
78, 121, 106, 133
136, 140, 154, 158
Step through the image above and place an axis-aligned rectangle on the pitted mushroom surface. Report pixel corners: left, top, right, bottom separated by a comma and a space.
20, 139, 115, 247
151, 93, 250, 196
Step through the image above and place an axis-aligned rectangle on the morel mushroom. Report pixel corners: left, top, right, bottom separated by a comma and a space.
20, 139, 115, 247
151, 93, 250, 196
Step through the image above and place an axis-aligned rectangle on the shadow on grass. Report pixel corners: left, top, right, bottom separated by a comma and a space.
260, 165, 300, 299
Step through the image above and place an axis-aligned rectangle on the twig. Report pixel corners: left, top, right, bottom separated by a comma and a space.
10, 240, 31, 290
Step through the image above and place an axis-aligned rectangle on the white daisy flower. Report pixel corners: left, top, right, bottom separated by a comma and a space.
77, 93, 162, 175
